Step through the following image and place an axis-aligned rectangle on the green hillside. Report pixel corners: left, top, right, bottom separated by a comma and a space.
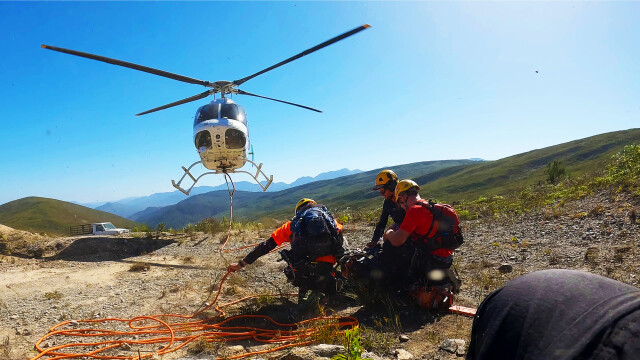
0, 197, 139, 236
419, 128, 640, 201
132, 160, 482, 227
135, 128, 640, 228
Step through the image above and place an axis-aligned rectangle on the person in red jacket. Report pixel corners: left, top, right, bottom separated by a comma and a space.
383, 180, 455, 285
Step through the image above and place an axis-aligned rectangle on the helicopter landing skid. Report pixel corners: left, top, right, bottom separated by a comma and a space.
171, 160, 273, 195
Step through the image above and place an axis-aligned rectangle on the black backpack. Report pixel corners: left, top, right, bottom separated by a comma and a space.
415, 200, 464, 251
289, 205, 344, 261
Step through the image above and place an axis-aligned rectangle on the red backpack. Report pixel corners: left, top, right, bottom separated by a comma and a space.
415, 200, 464, 251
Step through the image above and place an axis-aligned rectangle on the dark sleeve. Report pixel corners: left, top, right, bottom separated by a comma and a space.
372, 201, 391, 242
391, 205, 406, 225
242, 237, 277, 264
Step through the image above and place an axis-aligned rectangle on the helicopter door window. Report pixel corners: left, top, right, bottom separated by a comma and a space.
220, 104, 239, 120
225, 129, 246, 149
195, 131, 212, 149
194, 104, 219, 125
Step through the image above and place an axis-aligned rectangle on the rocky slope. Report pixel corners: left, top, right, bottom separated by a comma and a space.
0, 189, 638, 360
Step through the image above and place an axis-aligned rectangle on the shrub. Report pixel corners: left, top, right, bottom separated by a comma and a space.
605, 144, 640, 189
332, 326, 371, 360
545, 160, 566, 184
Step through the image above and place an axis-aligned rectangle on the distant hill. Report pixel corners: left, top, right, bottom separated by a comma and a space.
417, 128, 640, 201
133, 128, 640, 228
132, 160, 475, 228
0, 197, 139, 236
94, 168, 362, 218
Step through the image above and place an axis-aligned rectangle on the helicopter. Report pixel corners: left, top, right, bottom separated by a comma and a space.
42, 24, 370, 195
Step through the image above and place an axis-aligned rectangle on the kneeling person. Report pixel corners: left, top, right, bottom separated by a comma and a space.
228, 198, 345, 306
384, 180, 460, 291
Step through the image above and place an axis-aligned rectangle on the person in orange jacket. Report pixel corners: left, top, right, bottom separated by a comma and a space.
228, 198, 344, 306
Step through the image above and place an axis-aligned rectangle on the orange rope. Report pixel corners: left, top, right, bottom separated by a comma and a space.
31, 174, 357, 360
31, 269, 358, 360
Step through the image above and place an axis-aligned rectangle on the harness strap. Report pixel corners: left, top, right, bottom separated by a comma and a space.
414, 200, 438, 240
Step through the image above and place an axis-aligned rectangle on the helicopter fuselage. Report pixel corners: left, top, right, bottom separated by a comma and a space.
193, 98, 249, 173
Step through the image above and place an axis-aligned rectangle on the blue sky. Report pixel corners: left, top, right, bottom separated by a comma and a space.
1, 1, 638, 205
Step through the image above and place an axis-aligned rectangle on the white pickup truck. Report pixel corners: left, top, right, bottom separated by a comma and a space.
69, 222, 130, 236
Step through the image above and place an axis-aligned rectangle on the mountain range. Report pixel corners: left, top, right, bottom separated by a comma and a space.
2, 128, 639, 235
91, 168, 362, 218
129, 128, 640, 228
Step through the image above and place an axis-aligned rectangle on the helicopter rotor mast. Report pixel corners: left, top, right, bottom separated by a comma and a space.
41, 24, 370, 115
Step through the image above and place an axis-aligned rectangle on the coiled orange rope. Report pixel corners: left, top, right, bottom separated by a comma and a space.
31, 270, 357, 360
31, 173, 355, 360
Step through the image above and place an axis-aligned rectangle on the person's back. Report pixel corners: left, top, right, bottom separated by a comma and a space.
467, 269, 640, 360
285, 202, 344, 302
289, 203, 343, 261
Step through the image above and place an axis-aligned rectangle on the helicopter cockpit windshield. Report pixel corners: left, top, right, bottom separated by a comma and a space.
194, 104, 219, 125
194, 103, 247, 126
220, 104, 246, 124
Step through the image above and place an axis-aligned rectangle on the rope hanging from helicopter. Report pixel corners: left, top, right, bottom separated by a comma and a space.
217, 171, 287, 254
219, 172, 262, 253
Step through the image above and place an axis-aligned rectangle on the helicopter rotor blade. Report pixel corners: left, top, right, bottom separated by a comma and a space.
232, 24, 371, 86
136, 90, 213, 116
41, 44, 212, 87
236, 89, 322, 113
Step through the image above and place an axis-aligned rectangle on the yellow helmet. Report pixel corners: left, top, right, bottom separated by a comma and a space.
295, 198, 316, 214
395, 179, 420, 200
372, 170, 398, 190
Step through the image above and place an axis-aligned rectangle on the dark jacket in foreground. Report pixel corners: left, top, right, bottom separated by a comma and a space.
467, 269, 640, 360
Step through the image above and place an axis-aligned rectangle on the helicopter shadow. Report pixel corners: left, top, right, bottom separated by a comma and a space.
47, 236, 175, 262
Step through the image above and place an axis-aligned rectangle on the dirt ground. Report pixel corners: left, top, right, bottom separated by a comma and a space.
1, 190, 639, 360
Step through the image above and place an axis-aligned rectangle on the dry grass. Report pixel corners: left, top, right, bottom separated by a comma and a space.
0, 336, 10, 359
186, 336, 223, 355
584, 247, 600, 265
44, 291, 63, 300
128, 262, 151, 272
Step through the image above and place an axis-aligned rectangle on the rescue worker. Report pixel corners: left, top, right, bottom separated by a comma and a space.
227, 198, 344, 308
383, 180, 455, 285
368, 169, 405, 248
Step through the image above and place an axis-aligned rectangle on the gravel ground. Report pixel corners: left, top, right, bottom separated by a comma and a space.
0, 189, 638, 360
